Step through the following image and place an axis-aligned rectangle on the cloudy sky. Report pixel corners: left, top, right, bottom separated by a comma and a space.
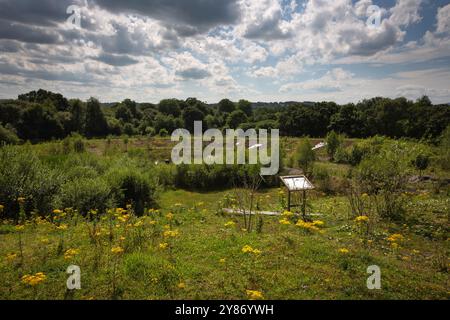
0, 0, 449, 103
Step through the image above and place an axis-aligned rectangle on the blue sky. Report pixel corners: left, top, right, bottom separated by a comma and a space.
0, 0, 449, 103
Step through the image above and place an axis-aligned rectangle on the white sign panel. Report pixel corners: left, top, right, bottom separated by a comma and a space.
280, 175, 315, 191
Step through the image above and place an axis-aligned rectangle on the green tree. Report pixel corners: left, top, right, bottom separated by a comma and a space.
237, 99, 253, 117
158, 99, 181, 117
85, 98, 109, 138
183, 106, 205, 132
326, 131, 343, 161
218, 99, 236, 114
412, 154, 429, 178
226, 110, 247, 129
296, 139, 316, 176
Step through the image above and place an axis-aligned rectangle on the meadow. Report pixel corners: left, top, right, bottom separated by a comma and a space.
0, 135, 448, 300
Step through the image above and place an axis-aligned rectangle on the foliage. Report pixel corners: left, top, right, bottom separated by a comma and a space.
325, 131, 343, 160
53, 177, 113, 215
0, 146, 63, 219
295, 139, 316, 176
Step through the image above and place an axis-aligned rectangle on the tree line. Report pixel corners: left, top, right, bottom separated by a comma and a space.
0, 89, 449, 144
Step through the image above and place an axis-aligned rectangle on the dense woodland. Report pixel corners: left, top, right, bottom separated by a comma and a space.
0, 89, 449, 144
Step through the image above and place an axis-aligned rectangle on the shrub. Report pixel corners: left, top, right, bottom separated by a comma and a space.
412, 153, 430, 177
326, 131, 343, 161
158, 128, 169, 137
313, 166, 333, 194
334, 146, 349, 164
354, 143, 411, 220
107, 168, 158, 215
0, 124, 20, 145
295, 139, 315, 176
53, 177, 113, 215
348, 144, 365, 166
0, 146, 63, 219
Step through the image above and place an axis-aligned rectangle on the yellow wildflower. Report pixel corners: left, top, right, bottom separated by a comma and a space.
56, 224, 68, 231
246, 290, 264, 300
242, 245, 262, 255
64, 249, 80, 260
178, 282, 186, 289
15, 225, 25, 231
22, 273, 46, 286
387, 234, 404, 243
296, 220, 320, 232
282, 211, 294, 217
279, 218, 291, 225
338, 248, 350, 254
5, 253, 17, 263
224, 221, 236, 227
163, 230, 180, 238
53, 209, 63, 215
312, 220, 325, 227
159, 243, 169, 250
166, 213, 174, 221
111, 246, 124, 255
219, 258, 226, 264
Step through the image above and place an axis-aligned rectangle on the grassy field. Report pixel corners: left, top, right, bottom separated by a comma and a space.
0, 137, 448, 300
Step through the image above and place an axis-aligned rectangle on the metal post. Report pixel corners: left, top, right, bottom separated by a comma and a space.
302, 190, 306, 220
287, 191, 291, 212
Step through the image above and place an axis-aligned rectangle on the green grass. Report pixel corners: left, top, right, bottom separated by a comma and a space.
0, 136, 448, 300
0, 188, 448, 300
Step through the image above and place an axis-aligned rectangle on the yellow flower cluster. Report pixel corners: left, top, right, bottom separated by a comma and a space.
111, 246, 124, 255
118, 214, 130, 223
5, 253, 17, 263
22, 273, 46, 286
166, 213, 174, 221
355, 215, 369, 223
224, 221, 236, 227
56, 224, 68, 231
279, 218, 291, 225
282, 211, 294, 217
148, 208, 160, 215
296, 220, 325, 232
387, 234, 404, 242
64, 249, 80, 260
159, 243, 169, 250
15, 225, 25, 231
246, 290, 264, 300
338, 248, 350, 254
242, 245, 262, 255
163, 230, 180, 238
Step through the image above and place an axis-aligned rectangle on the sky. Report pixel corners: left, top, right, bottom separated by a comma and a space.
0, 0, 449, 104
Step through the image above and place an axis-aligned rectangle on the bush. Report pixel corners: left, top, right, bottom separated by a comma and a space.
412, 153, 430, 177
53, 177, 113, 215
354, 143, 411, 220
158, 128, 169, 137
334, 146, 349, 164
0, 146, 63, 219
107, 168, 158, 215
326, 131, 343, 161
0, 124, 20, 145
313, 166, 333, 194
295, 139, 315, 176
